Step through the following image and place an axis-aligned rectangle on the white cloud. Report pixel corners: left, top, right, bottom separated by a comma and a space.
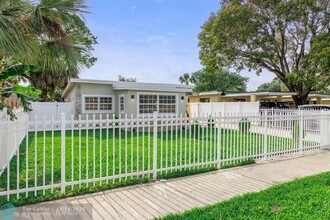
81, 36, 273, 91
81, 40, 201, 85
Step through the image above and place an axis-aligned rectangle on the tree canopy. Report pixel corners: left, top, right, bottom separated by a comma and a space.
179, 73, 191, 85
0, 0, 96, 116
191, 69, 248, 93
257, 77, 288, 92
199, 0, 330, 106
118, 75, 137, 82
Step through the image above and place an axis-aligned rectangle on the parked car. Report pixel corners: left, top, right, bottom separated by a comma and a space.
298, 105, 330, 111
260, 102, 289, 109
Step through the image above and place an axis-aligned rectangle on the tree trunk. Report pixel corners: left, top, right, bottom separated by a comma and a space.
40, 89, 48, 102
49, 86, 56, 102
292, 93, 309, 108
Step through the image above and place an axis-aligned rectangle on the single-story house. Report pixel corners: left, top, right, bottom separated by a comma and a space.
62, 78, 193, 119
189, 91, 330, 108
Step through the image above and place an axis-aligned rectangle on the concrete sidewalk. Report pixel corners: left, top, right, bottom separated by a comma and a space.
17, 150, 330, 220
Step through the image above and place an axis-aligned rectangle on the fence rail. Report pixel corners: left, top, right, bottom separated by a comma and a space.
0, 110, 329, 202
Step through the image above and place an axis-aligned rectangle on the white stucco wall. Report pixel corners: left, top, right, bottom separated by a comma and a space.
65, 83, 189, 119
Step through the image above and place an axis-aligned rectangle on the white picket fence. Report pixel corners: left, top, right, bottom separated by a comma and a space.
0, 110, 329, 201
0, 108, 28, 172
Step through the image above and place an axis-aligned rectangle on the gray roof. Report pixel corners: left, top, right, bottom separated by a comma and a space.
62, 78, 194, 98
192, 91, 298, 97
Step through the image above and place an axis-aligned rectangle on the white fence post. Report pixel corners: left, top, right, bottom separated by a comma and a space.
263, 110, 268, 160
217, 112, 222, 169
238, 102, 242, 114
6, 114, 10, 201
197, 103, 200, 117
153, 111, 158, 180
299, 110, 303, 154
61, 113, 66, 194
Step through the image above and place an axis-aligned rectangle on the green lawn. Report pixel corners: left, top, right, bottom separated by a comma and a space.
0, 127, 312, 206
160, 171, 330, 220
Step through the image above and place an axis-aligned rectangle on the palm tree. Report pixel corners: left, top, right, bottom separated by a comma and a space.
0, 0, 87, 62
179, 73, 191, 85
0, 0, 30, 58
0, 0, 90, 115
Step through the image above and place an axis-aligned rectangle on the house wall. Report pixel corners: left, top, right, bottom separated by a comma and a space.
189, 95, 299, 103
188, 93, 330, 111
78, 83, 116, 119
65, 83, 189, 119
189, 94, 220, 103
116, 90, 188, 117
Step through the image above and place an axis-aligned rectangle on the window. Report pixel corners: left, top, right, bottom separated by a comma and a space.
119, 95, 125, 112
85, 97, 98, 111
233, 99, 246, 102
99, 97, 112, 110
83, 95, 113, 112
159, 95, 176, 113
139, 94, 157, 114
138, 94, 177, 114
200, 98, 210, 103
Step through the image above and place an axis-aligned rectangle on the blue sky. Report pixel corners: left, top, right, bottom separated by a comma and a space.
82, 0, 273, 90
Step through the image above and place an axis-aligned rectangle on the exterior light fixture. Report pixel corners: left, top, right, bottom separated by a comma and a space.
181, 96, 185, 100
131, 95, 135, 100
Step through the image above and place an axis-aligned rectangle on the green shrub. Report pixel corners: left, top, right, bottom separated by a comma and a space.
239, 118, 251, 133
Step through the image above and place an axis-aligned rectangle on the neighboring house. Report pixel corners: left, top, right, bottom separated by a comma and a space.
62, 78, 193, 119
189, 91, 330, 107
3, 94, 21, 109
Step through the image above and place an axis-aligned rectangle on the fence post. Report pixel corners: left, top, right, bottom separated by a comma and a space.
197, 103, 200, 117
6, 114, 10, 201
298, 110, 303, 155
217, 112, 222, 169
328, 113, 330, 147
263, 110, 268, 160
320, 110, 328, 147
61, 113, 66, 194
327, 113, 330, 147
238, 102, 242, 114
153, 111, 158, 180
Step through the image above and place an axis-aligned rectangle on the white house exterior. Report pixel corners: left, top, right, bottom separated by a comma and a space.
62, 78, 193, 119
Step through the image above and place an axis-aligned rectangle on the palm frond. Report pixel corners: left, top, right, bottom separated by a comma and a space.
0, 0, 31, 56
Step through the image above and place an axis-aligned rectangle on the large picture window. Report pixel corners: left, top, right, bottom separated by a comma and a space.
83, 95, 113, 112
138, 94, 177, 114
159, 95, 176, 113
139, 94, 157, 114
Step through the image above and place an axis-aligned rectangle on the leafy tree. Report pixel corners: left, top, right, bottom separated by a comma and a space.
257, 78, 288, 92
118, 75, 137, 82
0, 0, 93, 116
191, 69, 248, 93
0, 60, 41, 119
199, 0, 330, 106
179, 73, 191, 85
